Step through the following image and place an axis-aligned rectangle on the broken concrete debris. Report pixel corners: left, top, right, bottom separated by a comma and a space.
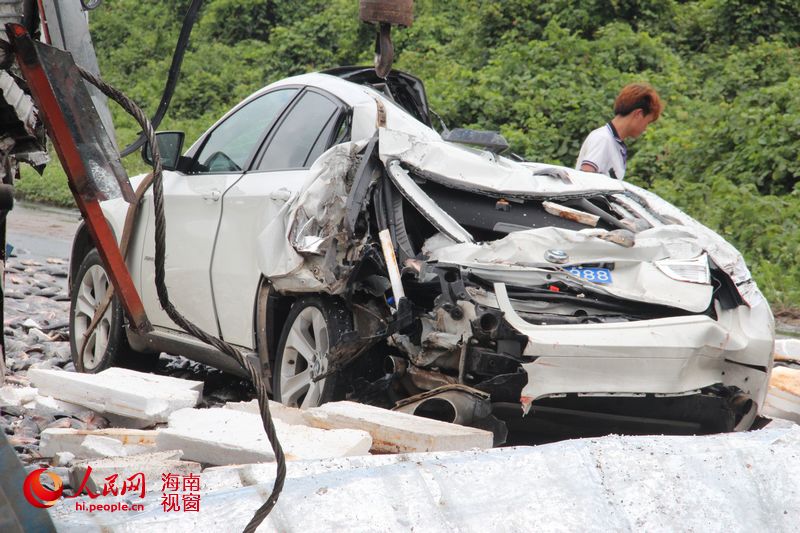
224, 399, 494, 452
223, 398, 309, 426
7, 361, 497, 482
48, 426, 800, 532
763, 366, 800, 424
39, 428, 158, 458
0, 384, 37, 407
775, 338, 800, 362
156, 407, 373, 465
28, 367, 203, 423
306, 400, 493, 453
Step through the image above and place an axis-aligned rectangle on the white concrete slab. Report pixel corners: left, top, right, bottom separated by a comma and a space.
70, 450, 200, 493
306, 401, 493, 452
764, 366, 800, 421
775, 338, 800, 361
0, 385, 37, 407
764, 366, 800, 423
49, 425, 800, 532
28, 368, 202, 423
23, 394, 94, 419
39, 428, 158, 459
156, 407, 372, 465
223, 399, 309, 426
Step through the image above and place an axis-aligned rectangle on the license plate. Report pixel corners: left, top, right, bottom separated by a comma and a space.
567, 267, 612, 284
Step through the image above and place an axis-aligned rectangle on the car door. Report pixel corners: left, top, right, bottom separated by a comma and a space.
139, 88, 299, 335
211, 88, 349, 347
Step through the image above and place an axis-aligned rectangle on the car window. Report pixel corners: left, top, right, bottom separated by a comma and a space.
257, 91, 339, 171
192, 88, 297, 173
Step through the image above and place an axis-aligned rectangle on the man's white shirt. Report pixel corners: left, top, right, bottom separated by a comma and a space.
575, 123, 627, 180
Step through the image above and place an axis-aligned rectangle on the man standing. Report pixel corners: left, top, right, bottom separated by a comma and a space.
576, 83, 663, 180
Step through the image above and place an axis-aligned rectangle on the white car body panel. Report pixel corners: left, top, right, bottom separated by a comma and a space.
212, 169, 308, 347
139, 170, 242, 336
494, 283, 773, 409
378, 127, 626, 197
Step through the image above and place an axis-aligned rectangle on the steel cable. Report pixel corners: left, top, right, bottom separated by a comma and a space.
78, 66, 285, 531
119, 0, 204, 157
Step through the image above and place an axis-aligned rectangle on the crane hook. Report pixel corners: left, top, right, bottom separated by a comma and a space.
374, 23, 394, 79
81, 0, 102, 10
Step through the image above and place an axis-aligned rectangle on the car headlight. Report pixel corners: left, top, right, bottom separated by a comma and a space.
654, 255, 711, 284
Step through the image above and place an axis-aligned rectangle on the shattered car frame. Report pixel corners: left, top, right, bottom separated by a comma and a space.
69, 67, 774, 441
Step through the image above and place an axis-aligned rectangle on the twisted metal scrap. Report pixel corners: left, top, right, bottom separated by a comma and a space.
78, 66, 285, 531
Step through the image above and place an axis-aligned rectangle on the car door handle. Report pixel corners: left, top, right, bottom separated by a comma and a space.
203, 189, 221, 202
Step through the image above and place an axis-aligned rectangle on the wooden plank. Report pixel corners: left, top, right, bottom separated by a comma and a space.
543, 201, 599, 227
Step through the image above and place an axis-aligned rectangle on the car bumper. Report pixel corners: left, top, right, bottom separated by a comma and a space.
492, 283, 774, 413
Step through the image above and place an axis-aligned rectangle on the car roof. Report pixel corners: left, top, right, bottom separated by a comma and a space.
256, 72, 380, 108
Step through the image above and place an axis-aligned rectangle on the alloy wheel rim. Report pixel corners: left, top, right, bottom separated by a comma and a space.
73, 264, 113, 370
279, 306, 329, 408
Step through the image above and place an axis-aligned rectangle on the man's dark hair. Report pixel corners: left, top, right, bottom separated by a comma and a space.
614, 83, 663, 120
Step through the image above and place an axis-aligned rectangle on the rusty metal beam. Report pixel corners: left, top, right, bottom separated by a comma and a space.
6, 23, 151, 333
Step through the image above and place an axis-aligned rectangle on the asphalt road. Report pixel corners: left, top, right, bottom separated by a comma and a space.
6, 202, 80, 262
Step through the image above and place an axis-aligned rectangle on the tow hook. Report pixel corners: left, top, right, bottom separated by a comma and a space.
359, 0, 414, 78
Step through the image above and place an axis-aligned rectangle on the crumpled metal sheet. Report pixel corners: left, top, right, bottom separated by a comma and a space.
257, 140, 367, 294
378, 128, 626, 198
0, 70, 48, 179
379, 126, 764, 308
621, 182, 765, 307
425, 225, 714, 312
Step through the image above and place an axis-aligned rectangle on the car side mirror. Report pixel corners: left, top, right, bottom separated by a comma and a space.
442, 128, 509, 154
142, 131, 185, 171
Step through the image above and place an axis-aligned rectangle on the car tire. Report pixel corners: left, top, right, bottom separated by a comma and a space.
69, 249, 157, 373
273, 296, 353, 408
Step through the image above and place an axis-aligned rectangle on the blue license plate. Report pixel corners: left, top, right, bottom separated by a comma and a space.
567, 267, 612, 284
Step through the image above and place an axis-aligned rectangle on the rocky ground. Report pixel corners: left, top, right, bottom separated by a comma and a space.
1, 254, 255, 467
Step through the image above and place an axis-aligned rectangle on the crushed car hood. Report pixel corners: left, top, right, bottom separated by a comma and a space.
378, 128, 626, 198
377, 128, 765, 309
423, 226, 713, 313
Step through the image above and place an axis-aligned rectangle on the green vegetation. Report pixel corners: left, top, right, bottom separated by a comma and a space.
15, 0, 800, 307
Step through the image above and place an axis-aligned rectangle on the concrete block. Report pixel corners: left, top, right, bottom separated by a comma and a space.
28, 367, 202, 423
775, 339, 800, 361
69, 450, 200, 493
53, 451, 75, 467
24, 394, 95, 420
156, 407, 372, 465
763, 366, 800, 424
306, 401, 494, 453
0, 385, 37, 407
79, 435, 128, 458
39, 428, 158, 459
223, 399, 310, 426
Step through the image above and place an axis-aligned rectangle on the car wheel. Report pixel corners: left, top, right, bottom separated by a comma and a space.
69, 249, 157, 373
273, 296, 353, 408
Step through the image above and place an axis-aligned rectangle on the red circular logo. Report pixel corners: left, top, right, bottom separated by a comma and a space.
23, 468, 63, 508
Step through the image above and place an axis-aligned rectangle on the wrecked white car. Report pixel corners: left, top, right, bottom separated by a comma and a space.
68, 68, 774, 442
